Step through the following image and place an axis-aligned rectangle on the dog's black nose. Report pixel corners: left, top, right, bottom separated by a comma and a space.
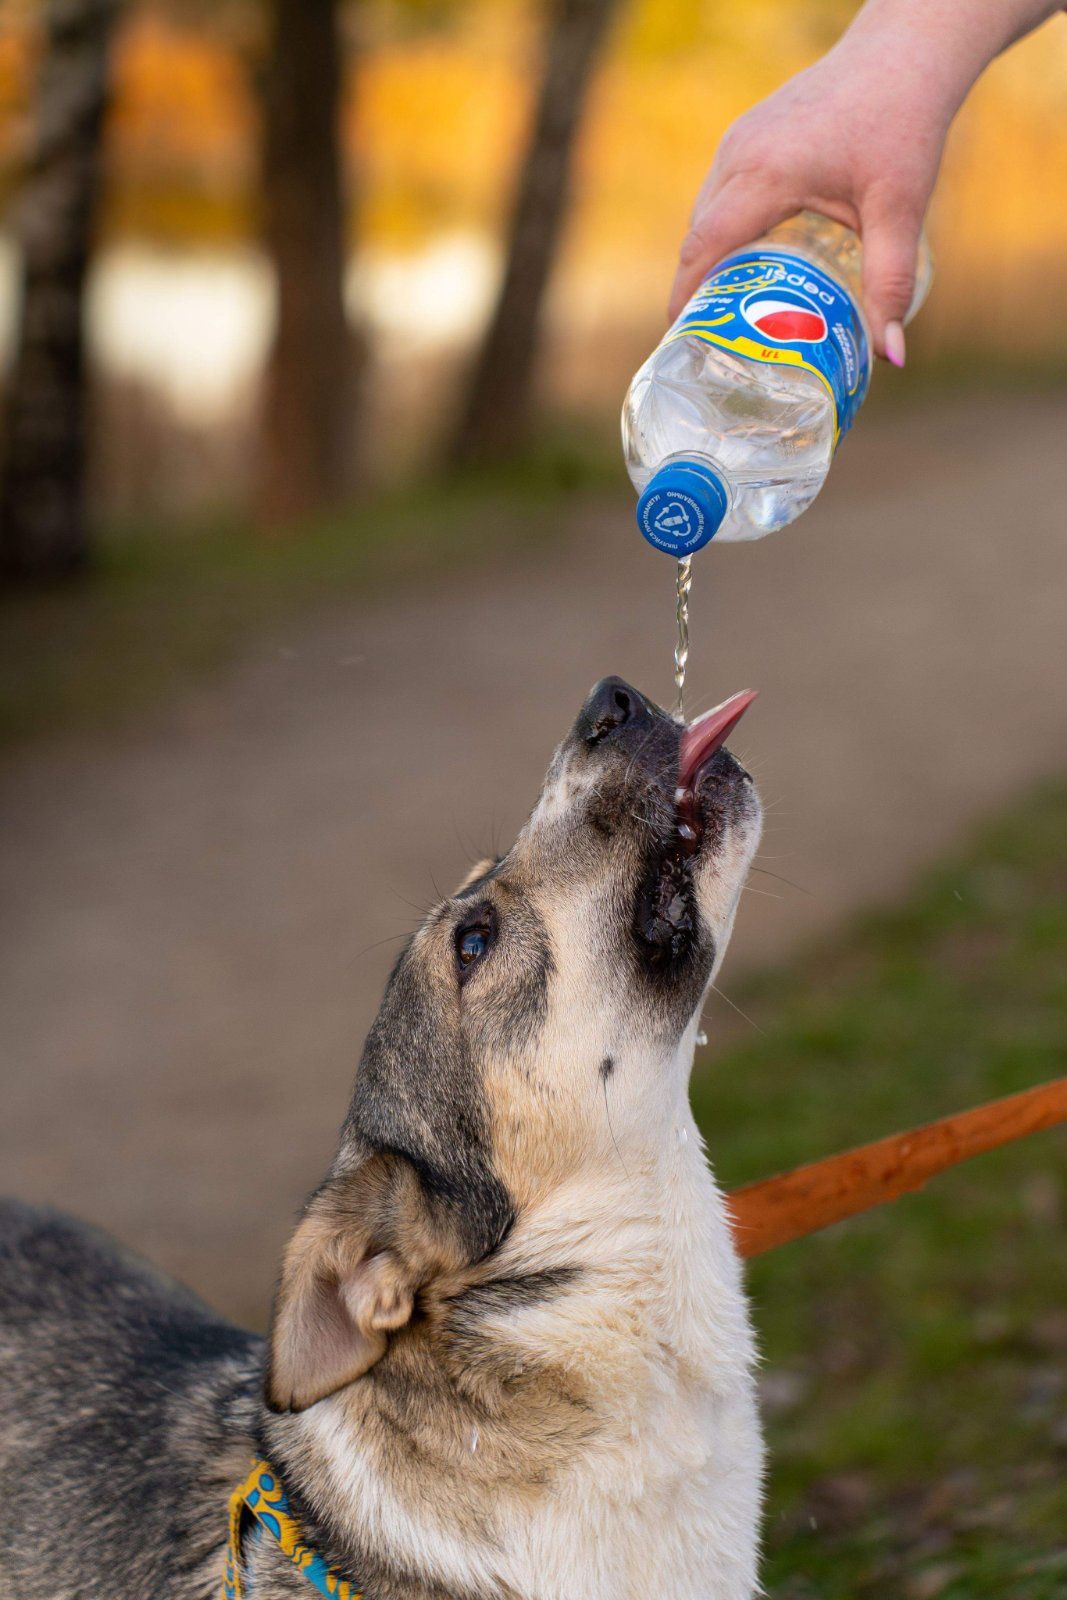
579, 676, 655, 745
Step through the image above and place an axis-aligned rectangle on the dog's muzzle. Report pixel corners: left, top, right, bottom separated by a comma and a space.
574, 676, 757, 970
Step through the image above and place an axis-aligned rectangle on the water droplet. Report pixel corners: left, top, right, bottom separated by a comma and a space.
470, 1426, 479, 1453
676, 1125, 688, 1145
695, 1030, 708, 1047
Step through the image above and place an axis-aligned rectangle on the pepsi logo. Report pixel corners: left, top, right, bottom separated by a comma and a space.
742, 286, 827, 344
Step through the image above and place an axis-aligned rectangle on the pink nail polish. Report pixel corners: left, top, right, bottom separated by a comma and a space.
884, 321, 906, 368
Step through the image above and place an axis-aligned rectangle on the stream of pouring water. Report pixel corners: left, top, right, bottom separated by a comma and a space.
673, 556, 692, 718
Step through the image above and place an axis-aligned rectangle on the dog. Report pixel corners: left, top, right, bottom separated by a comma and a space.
0, 675, 763, 1600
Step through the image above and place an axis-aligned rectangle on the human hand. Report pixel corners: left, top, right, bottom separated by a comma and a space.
668, 34, 955, 362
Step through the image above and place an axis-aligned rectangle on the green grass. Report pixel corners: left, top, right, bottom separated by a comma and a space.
691, 781, 1067, 1597
0, 443, 614, 752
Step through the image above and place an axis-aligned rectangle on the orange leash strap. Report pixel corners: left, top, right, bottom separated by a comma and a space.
726, 1076, 1067, 1258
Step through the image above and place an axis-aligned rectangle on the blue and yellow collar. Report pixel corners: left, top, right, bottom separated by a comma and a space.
224, 1458, 363, 1599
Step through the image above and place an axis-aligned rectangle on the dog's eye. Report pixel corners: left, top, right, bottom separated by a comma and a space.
455, 916, 494, 977
459, 929, 488, 962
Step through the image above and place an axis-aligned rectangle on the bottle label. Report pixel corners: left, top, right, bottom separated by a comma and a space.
667, 248, 870, 442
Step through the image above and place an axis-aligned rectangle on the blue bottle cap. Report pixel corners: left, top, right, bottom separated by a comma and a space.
636, 460, 728, 555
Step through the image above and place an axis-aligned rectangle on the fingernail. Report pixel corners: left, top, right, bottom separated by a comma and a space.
884, 321, 906, 368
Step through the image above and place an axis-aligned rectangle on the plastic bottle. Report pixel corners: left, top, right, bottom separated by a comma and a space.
622, 211, 932, 553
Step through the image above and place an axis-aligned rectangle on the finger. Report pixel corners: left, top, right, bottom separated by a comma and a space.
668, 177, 792, 321
859, 194, 924, 359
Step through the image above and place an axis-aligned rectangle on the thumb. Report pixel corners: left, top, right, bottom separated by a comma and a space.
859, 195, 923, 362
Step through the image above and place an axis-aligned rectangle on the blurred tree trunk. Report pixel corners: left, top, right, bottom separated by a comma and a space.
257, 0, 357, 527
449, 0, 620, 469
0, 0, 120, 584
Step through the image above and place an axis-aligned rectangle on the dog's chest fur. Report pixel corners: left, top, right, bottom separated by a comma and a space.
502, 1135, 762, 1600
269, 1118, 762, 1600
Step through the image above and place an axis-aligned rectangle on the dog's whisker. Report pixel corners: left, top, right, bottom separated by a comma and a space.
708, 982, 766, 1034
353, 931, 415, 961
620, 724, 663, 792
389, 889, 435, 917
749, 866, 811, 896
599, 1066, 630, 1179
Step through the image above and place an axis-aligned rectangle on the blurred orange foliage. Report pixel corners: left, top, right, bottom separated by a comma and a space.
2, 1, 1066, 357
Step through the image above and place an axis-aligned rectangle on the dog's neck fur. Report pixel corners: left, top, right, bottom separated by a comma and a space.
258, 1041, 762, 1600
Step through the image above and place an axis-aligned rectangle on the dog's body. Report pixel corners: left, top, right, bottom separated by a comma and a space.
0, 679, 764, 1600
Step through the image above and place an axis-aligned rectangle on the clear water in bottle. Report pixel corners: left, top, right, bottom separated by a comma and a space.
623, 211, 932, 552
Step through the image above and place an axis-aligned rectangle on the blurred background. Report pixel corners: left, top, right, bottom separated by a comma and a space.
1, 2, 1065, 1594
2, 0, 1067, 541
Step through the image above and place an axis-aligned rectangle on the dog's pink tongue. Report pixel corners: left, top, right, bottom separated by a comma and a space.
678, 690, 758, 787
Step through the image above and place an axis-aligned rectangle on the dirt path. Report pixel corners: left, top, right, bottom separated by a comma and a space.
1, 393, 1064, 1326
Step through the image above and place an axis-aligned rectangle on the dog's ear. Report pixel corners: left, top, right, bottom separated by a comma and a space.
266, 1155, 432, 1413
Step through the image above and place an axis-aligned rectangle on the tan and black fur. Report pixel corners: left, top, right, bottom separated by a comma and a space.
0, 677, 764, 1599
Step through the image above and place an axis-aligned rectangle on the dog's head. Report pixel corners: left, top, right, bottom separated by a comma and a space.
267, 677, 760, 1411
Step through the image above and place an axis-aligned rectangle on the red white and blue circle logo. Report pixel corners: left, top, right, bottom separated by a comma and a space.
741, 285, 828, 344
